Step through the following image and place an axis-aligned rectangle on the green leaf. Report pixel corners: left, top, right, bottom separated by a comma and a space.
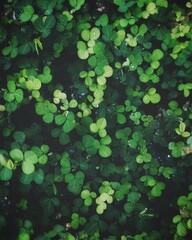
151, 185, 161, 197
84, 197, 92, 206
20, 173, 33, 184
10, 48, 18, 58
150, 93, 161, 104
43, 112, 54, 123
68, 179, 82, 194
60, 157, 71, 174
96, 205, 104, 214
6, 160, 14, 169
146, 2, 157, 14
187, 136, 192, 145
173, 215, 182, 224
151, 183, 165, 197
97, 76, 106, 85
99, 145, 112, 158
0, 154, 7, 167
117, 113, 126, 124
103, 65, 113, 78
179, 122, 186, 132
19, 5, 34, 22
187, 219, 192, 229
7, 81, 16, 93
78, 49, 89, 59
18, 232, 30, 240
81, 29, 90, 41
128, 192, 140, 204
13, 131, 26, 145
37, 0, 57, 13
48, 103, 57, 113
10, 149, 23, 162
59, 131, 70, 145
95, 13, 108, 26
14, 89, 23, 103
82, 135, 99, 155
96, 118, 107, 129
2, 46, 12, 56
24, 151, 38, 164
22, 161, 35, 175
152, 49, 164, 61
143, 95, 150, 104
100, 135, 111, 145
177, 222, 187, 237
182, 132, 190, 137
90, 123, 99, 133
55, 115, 65, 125
18, 42, 31, 55
126, 34, 137, 47
69, 0, 85, 10
81, 189, 90, 199
33, 169, 44, 184
100, 193, 109, 201
69, 99, 78, 108
177, 196, 188, 206
102, 25, 117, 42
148, 88, 156, 95
34, 15, 56, 37
65, 173, 74, 183
63, 115, 75, 133
90, 27, 100, 40
124, 202, 134, 213
139, 24, 148, 36
0, 168, 12, 181
136, 154, 144, 164
77, 41, 89, 59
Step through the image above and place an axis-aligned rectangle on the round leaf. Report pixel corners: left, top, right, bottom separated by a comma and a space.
22, 161, 35, 175
10, 149, 23, 162
99, 145, 112, 158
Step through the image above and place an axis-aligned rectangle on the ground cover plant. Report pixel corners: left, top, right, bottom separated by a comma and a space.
0, 0, 192, 239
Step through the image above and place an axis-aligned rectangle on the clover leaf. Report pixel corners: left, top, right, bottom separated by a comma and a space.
177, 222, 187, 237
99, 145, 112, 158
136, 152, 152, 164
168, 141, 185, 158
95, 14, 108, 26
96, 191, 114, 214
36, 100, 57, 123
90, 118, 107, 135
77, 41, 89, 59
65, 171, 85, 194
143, 88, 161, 104
22, 161, 35, 175
69, 0, 85, 12
2, 36, 18, 58
124, 202, 135, 213
151, 182, 165, 197
0, 168, 12, 181
175, 121, 190, 138
178, 83, 192, 97
33, 169, 44, 185
4, 81, 24, 104
151, 49, 164, 61
81, 189, 96, 207
102, 25, 117, 42
10, 149, 23, 162
80, 135, 100, 155
19, 5, 34, 22
60, 152, 71, 175
125, 34, 137, 47
34, 15, 56, 38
